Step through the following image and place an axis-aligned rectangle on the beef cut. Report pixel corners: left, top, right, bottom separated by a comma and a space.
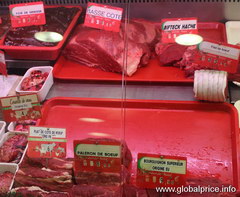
71, 185, 121, 197
155, 43, 187, 65
14, 120, 37, 132
0, 134, 27, 163
10, 186, 70, 197
4, 7, 79, 47
63, 19, 157, 76
15, 156, 73, 192
0, 171, 14, 195
0, 15, 10, 39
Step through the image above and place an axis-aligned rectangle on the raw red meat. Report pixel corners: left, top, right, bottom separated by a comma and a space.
123, 185, 148, 197
10, 186, 70, 197
0, 15, 10, 39
15, 155, 73, 192
75, 166, 130, 186
0, 134, 27, 163
4, 7, 79, 47
63, 19, 157, 76
0, 171, 14, 195
21, 70, 49, 91
71, 185, 121, 197
155, 43, 187, 65
15, 120, 37, 132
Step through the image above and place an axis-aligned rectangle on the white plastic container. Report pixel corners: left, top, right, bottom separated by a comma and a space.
0, 121, 6, 140
226, 21, 240, 45
0, 163, 19, 192
15, 66, 53, 102
0, 132, 28, 164
7, 122, 31, 134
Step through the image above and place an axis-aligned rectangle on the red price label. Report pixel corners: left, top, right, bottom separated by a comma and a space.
137, 153, 187, 189
9, 1, 46, 28
0, 94, 41, 122
28, 126, 67, 158
161, 17, 198, 43
74, 139, 121, 173
193, 40, 240, 73
84, 3, 123, 32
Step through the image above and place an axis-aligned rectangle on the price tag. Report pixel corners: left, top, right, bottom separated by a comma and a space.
9, 1, 46, 28
193, 40, 240, 73
74, 139, 121, 173
0, 50, 7, 76
84, 3, 123, 32
137, 153, 187, 189
28, 126, 67, 158
161, 17, 198, 43
0, 94, 41, 122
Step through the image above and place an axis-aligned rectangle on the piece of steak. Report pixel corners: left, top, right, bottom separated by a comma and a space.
0, 15, 10, 39
0, 171, 14, 195
0, 134, 27, 163
10, 186, 70, 197
75, 165, 130, 186
155, 43, 187, 65
4, 7, 79, 47
71, 185, 121, 197
63, 19, 157, 76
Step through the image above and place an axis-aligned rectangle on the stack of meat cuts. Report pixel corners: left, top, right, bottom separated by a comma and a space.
4, 7, 79, 47
14, 120, 37, 132
73, 138, 133, 197
63, 19, 158, 76
0, 134, 27, 163
14, 155, 74, 194
0, 171, 14, 196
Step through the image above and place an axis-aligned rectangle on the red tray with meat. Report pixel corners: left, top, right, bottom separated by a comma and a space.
35, 97, 240, 195
53, 22, 227, 83
0, 6, 82, 60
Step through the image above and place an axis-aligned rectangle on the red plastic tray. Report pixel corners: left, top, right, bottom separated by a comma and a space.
0, 6, 82, 60
53, 22, 227, 83
37, 97, 240, 189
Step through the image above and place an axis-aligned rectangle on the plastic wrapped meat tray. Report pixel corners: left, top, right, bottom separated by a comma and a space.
37, 97, 240, 193
0, 6, 82, 60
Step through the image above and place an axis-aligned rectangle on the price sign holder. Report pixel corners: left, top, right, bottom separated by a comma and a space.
27, 126, 67, 158
74, 139, 121, 173
161, 17, 198, 43
84, 2, 123, 32
193, 40, 240, 74
0, 94, 41, 122
137, 153, 187, 189
9, 1, 46, 28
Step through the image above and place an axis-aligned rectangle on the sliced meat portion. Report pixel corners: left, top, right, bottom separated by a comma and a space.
75, 166, 130, 186
0, 15, 10, 39
0, 134, 27, 163
10, 186, 70, 197
155, 43, 187, 66
63, 25, 150, 76
71, 185, 121, 197
0, 171, 14, 195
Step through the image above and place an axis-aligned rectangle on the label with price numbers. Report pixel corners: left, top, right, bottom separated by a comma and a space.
28, 126, 67, 158
161, 17, 198, 43
84, 3, 123, 32
193, 40, 240, 73
0, 94, 41, 122
74, 139, 121, 173
137, 153, 187, 189
9, 1, 46, 28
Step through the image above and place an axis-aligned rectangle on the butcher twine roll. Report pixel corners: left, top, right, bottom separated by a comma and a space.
194, 70, 228, 102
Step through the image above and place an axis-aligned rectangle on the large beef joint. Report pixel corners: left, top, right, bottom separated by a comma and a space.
0, 134, 27, 163
10, 186, 70, 197
4, 7, 79, 47
0, 171, 14, 195
63, 19, 158, 76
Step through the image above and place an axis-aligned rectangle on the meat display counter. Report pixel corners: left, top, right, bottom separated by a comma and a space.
0, 0, 240, 196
